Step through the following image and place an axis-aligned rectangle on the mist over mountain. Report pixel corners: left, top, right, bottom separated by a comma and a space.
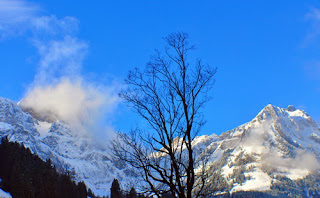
0, 96, 319, 197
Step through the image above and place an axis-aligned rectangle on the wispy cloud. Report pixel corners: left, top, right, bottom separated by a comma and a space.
0, 0, 41, 37
31, 15, 79, 36
0, 0, 39, 24
0, 0, 79, 39
32, 36, 88, 85
304, 61, 320, 82
0, 0, 120, 141
22, 78, 120, 138
303, 8, 320, 47
302, 8, 320, 90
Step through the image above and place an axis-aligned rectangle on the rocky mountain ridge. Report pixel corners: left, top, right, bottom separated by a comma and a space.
200, 104, 320, 197
0, 97, 132, 196
0, 96, 319, 197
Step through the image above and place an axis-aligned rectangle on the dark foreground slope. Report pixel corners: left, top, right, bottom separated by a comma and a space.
0, 137, 88, 198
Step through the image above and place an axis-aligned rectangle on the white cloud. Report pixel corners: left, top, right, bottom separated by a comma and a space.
263, 148, 320, 172
0, 0, 122, 141
0, 0, 78, 39
31, 15, 79, 36
242, 120, 320, 173
0, 0, 39, 24
23, 34, 120, 140
32, 36, 88, 85
0, 0, 40, 37
22, 78, 120, 139
306, 7, 320, 21
302, 8, 320, 93
303, 8, 320, 47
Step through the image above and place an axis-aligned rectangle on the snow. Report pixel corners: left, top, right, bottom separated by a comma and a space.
193, 134, 217, 146
206, 147, 224, 164
203, 103, 320, 194
1, 97, 320, 195
277, 167, 310, 180
222, 164, 235, 177
0, 189, 11, 198
287, 109, 309, 119
36, 121, 52, 136
286, 169, 310, 180
232, 170, 271, 192
0, 122, 12, 131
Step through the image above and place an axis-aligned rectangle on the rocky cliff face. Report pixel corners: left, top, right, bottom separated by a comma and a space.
0, 97, 319, 196
0, 97, 132, 196
196, 104, 320, 196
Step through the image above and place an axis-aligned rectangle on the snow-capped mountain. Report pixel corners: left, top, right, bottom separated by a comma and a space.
198, 104, 320, 197
0, 96, 319, 197
0, 97, 132, 196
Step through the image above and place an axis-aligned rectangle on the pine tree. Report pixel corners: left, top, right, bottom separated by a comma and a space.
127, 187, 137, 198
110, 178, 122, 198
88, 188, 96, 198
0, 137, 90, 198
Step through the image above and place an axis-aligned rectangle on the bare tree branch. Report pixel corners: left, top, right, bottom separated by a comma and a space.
111, 32, 217, 198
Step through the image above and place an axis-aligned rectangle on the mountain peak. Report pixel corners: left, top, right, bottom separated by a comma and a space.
255, 104, 281, 121
256, 104, 310, 122
1, 96, 319, 196
287, 105, 296, 112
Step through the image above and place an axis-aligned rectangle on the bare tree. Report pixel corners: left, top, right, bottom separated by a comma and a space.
111, 32, 216, 198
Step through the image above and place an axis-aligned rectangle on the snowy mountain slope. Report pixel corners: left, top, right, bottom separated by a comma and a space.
197, 104, 320, 195
0, 97, 133, 196
0, 96, 320, 196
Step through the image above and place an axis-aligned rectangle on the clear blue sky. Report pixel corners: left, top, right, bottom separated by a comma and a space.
0, 0, 320, 135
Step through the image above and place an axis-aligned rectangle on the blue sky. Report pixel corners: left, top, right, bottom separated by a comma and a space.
0, 0, 320, 136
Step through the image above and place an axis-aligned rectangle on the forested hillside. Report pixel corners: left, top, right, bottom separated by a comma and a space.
0, 137, 88, 198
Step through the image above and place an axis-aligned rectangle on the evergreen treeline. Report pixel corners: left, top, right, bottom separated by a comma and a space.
3, 135, 318, 198
271, 175, 320, 198
0, 137, 88, 198
109, 178, 175, 198
109, 179, 147, 198
213, 191, 290, 198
